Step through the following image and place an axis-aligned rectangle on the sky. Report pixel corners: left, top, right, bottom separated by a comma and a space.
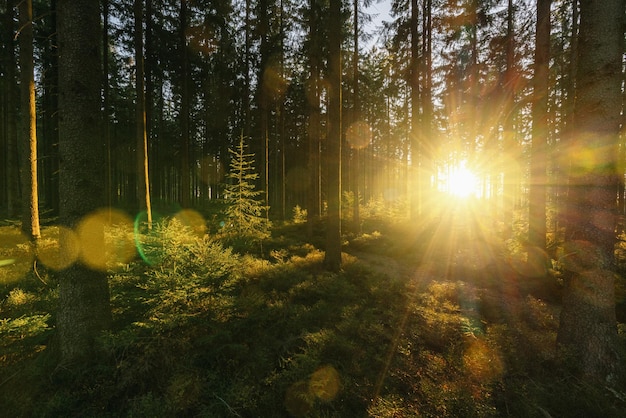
365, 0, 392, 47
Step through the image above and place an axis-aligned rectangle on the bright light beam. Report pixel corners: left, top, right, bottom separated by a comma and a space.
446, 162, 479, 198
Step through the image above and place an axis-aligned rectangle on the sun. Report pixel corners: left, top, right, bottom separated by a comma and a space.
445, 162, 479, 198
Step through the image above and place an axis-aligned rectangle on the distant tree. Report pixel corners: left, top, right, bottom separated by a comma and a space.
134, 0, 152, 226
57, 0, 111, 364
528, 0, 550, 252
306, 0, 322, 237
2, 0, 19, 217
18, 0, 40, 240
179, 0, 190, 207
410, 0, 420, 219
557, 0, 624, 382
222, 135, 270, 245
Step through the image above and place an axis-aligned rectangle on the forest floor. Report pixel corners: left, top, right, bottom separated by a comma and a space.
1, 205, 626, 417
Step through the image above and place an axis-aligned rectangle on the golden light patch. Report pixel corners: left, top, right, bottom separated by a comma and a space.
309, 365, 341, 402
463, 338, 504, 382
37, 226, 79, 270
284, 380, 314, 417
75, 208, 136, 271
173, 209, 206, 238
346, 121, 372, 150
284, 365, 341, 415
0, 227, 33, 283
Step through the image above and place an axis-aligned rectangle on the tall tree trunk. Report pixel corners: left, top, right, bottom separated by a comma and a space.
502, 0, 516, 232
352, 0, 361, 232
307, 0, 321, 237
135, 0, 152, 226
18, 0, 40, 240
103, 0, 112, 212
180, 0, 190, 207
324, 0, 342, 271
258, 0, 270, 220
41, 0, 59, 216
3, 0, 19, 217
242, 0, 252, 139
410, 0, 420, 219
557, 0, 624, 382
528, 0, 550, 254
421, 0, 433, 210
57, 0, 111, 365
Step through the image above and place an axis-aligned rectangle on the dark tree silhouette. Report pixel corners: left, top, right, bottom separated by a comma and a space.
557, 0, 624, 381
57, 0, 111, 364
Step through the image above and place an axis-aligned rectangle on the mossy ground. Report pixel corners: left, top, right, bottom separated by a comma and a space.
1, 209, 625, 417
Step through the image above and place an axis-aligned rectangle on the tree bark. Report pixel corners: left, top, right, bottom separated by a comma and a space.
3, 0, 20, 218
18, 0, 40, 240
352, 0, 361, 233
410, 0, 420, 219
502, 0, 517, 233
528, 0, 550, 254
135, 0, 152, 226
557, 0, 624, 382
324, 0, 342, 271
57, 0, 111, 365
180, 0, 190, 207
307, 0, 321, 238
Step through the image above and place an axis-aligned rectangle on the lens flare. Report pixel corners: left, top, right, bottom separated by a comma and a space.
0, 228, 33, 282
174, 209, 207, 238
309, 365, 341, 402
37, 226, 79, 270
77, 208, 136, 270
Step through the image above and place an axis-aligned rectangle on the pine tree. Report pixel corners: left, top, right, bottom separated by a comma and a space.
222, 135, 270, 245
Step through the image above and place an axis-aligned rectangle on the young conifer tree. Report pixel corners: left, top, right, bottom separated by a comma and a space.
223, 135, 270, 245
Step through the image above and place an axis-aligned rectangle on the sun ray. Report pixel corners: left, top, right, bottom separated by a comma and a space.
441, 161, 479, 198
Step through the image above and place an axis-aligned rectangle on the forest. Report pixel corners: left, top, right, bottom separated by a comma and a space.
1, 0, 626, 416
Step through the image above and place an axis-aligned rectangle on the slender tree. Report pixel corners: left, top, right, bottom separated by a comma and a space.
410, 0, 420, 218
324, 0, 343, 271
528, 0, 550, 252
351, 0, 361, 232
180, 0, 190, 207
57, 0, 111, 364
134, 0, 152, 226
557, 0, 624, 381
306, 0, 322, 237
502, 0, 517, 230
3, 0, 19, 217
103, 0, 112, 212
18, 0, 40, 240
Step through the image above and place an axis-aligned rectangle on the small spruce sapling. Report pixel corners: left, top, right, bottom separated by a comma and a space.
221, 135, 270, 246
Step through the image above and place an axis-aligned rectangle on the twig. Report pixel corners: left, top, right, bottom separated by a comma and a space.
33, 259, 49, 287
213, 393, 242, 417
0, 370, 20, 389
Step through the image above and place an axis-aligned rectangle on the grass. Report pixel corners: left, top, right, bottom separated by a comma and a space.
1, 209, 626, 417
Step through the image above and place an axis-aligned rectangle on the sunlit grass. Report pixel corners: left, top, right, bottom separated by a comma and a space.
0, 226, 33, 284
0, 208, 624, 416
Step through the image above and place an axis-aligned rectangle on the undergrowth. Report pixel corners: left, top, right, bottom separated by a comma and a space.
0, 216, 625, 417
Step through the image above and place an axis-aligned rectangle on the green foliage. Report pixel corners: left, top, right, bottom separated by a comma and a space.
292, 204, 307, 224
1, 219, 625, 417
221, 136, 270, 248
